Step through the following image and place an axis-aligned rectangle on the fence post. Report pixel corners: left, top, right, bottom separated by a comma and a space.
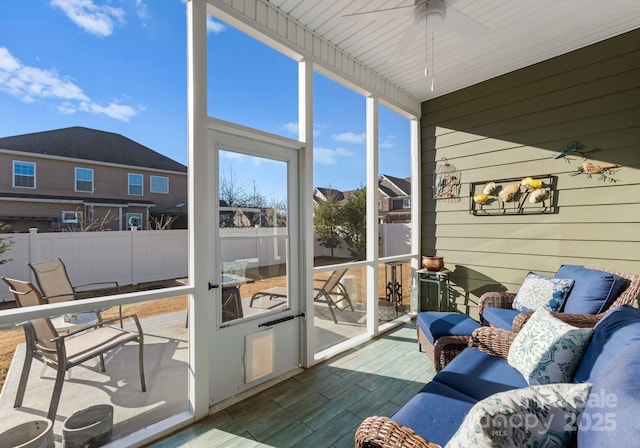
130, 227, 137, 285
28, 228, 38, 281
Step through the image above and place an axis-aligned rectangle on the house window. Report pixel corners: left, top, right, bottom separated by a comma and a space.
402, 198, 411, 208
13, 161, 36, 188
126, 213, 143, 230
75, 167, 94, 192
128, 173, 143, 196
61, 211, 83, 231
377, 201, 382, 210
150, 176, 169, 194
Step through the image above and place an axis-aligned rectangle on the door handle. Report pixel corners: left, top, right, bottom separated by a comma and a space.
208, 282, 219, 290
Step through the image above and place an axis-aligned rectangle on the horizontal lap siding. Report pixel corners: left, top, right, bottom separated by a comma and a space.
421, 29, 640, 318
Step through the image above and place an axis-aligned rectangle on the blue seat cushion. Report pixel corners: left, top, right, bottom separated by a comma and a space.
555, 265, 626, 314
417, 312, 481, 344
574, 305, 640, 383
392, 380, 476, 447
578, 342, 640, 447
481, 307, 520, 331
434, 347, 528, 402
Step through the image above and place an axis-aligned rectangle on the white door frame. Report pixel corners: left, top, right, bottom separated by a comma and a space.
207, 119, 305, 405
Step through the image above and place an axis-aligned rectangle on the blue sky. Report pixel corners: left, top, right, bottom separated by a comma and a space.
0, 0, 411, 196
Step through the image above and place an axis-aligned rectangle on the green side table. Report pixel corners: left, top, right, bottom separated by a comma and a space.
417, 269, 450, 311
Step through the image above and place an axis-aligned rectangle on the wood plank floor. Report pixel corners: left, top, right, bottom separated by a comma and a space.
148, 321, 436, 448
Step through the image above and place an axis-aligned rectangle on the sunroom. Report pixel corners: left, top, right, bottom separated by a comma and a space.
0, 0, 638, 446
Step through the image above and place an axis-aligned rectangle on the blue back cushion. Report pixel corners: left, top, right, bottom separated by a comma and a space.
555, 265, 626, 314
574, 305, 640, 383
578, 342, 640, 447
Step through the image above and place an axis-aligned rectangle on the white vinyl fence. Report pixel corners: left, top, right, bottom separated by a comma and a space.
0, 223, 411, 301
313, 222, 412, 258
0, 229, 188, 302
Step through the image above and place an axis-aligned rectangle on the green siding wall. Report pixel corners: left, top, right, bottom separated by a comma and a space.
420, 29, 640, 318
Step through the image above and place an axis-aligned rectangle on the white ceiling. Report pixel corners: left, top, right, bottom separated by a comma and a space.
264, 0, 640, 103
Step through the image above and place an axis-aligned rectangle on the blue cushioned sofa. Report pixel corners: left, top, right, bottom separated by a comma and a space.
355, 305, 640, 448
479, 265, 640, 332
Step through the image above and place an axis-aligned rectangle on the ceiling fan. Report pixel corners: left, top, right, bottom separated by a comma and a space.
342, 0, 488, 89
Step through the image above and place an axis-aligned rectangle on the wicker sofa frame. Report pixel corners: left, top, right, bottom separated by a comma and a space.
478, 266, 640, 332
355, 327, 515, 448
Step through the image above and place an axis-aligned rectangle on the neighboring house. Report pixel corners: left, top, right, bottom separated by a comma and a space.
314, 175, 412, 223
377, 174, 411, 223
312, 187, 344, 207
0, 126, 187, 232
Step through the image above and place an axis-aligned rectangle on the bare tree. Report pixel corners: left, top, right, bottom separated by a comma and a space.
147, 214, 176, 230
0, 222, 14, 265
219, 167, 248, 207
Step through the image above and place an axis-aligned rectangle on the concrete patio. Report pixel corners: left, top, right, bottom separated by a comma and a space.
0, 294, 385, 446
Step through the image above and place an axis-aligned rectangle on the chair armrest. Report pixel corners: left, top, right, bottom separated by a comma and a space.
355, 416, 441, 448
54, 313, 141, 340
478, 292, 516, 324
73, 281, 120, 294
512, 311, 600, 332
469, 326, 516, 359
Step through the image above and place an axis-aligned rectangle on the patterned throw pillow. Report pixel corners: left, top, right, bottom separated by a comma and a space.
512, 272, 574, 312
446, 383, 592, 448
508, 308, 593, 385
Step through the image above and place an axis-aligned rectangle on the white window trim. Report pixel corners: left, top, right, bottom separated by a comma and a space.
13, 160, 36, 189
126, 212, 144, 230
402, 198, 411, 208
62, 210, 82, 223
128, 173, 144, 196
150, 175, 169, 194
75, 167, 94, 193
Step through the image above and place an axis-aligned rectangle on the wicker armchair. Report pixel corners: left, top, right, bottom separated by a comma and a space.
355, 327, 515, 448
478, 266, 640, 332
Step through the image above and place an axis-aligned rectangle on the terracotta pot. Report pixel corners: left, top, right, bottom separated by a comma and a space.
422, 256, 444, 271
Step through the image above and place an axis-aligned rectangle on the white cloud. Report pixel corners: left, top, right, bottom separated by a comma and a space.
333, 131, 365, 144
80, 101, 138, 122
379, 135, 395, 149
282, 122, 298, 135
207, 15, 226, 34
0, 47, 139, 122
336, 147, 354, 157
50, 0, 125, 37
282, 121, 321, 138
135, 0, 150, 21
313, 146, 354, 165
314, 147, 337, 165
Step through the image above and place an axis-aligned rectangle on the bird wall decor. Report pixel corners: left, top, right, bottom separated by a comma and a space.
553, 140, 583, 159
553, 140, 600, 161
571, 160, 621, 183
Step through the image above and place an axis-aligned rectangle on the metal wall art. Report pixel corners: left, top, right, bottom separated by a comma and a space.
570, 160, 621, 183
470, 175, 557, 216
433, 158, 461, 199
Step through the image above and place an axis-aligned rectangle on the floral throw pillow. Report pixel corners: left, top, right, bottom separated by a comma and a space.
508, 308, 593, 385
512, 272, 574, 312
445, 383, 592, 448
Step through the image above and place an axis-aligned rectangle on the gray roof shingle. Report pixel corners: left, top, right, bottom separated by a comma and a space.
0, 126, 186, 173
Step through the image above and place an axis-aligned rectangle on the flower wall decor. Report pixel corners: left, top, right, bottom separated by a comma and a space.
470, 175, 557, 216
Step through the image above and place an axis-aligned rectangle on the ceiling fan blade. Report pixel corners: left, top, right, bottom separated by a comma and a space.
341, 4, 415, 23
444, 6, 488, 37
389, 22, 419, 64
